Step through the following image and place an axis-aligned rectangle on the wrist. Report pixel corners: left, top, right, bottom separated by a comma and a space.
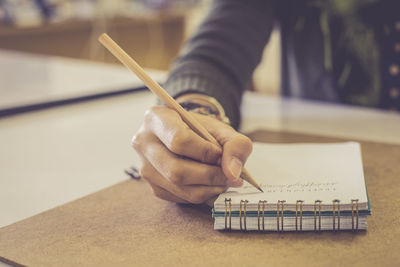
176, 93, 231, 125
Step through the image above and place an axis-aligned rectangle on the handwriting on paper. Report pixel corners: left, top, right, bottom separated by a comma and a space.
243, 181, 338, 193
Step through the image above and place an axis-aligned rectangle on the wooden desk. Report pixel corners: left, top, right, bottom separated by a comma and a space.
0, 57, 399, 265
0, 131, 399, 267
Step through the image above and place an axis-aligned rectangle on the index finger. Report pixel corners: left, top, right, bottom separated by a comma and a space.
144, 106, 222, 164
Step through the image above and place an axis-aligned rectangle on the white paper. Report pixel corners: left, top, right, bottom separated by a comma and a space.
214, 142, 369, 212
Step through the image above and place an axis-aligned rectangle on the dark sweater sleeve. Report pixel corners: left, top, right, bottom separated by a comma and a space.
164, 0, 277, 129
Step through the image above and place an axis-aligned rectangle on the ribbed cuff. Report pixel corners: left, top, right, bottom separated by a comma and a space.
164, 60, 242, 129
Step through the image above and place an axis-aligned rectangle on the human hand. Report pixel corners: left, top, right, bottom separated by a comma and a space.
132, 105, 253, 204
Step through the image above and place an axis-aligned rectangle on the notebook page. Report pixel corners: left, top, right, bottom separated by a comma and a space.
215, 142, 368, 210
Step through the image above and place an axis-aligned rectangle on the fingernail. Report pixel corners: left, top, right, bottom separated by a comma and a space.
229, 157, 242, 179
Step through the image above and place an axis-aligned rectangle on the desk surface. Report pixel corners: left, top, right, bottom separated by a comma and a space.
1, 55, 400, 266
1, 131, 399, 267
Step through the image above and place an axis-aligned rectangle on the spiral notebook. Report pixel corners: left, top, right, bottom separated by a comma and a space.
213, 142, 371, 232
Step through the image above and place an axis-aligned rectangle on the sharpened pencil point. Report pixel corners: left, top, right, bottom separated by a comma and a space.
258, 187, 264, 193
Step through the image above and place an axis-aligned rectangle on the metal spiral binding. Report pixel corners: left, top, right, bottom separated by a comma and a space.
257, 200, 267, 231
314, 200, 322, 232
332, 199, 341, 231
351, 199, 359, 231
296, 200, 304, 231
239, 200, 249, 231
223, 198, 359, 232
276, 200, 286, 232
224, 198, 231, 230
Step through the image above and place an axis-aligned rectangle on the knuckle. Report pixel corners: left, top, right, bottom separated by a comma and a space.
205, 168, 219, 185
239, 134, 252, 146
237, 134, 253, 151
199, 145, 220, 163
144, 106, 160, 118
200, 146, 211, 163
131, 134, 141, 151
168, 129, 190, 155
143, 108, 155, 124
143, 106, 164, 125
131, 125, 147, 151
166, 160, 184, 184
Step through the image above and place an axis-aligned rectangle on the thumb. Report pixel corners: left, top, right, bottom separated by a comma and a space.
191, 113, 253, 187
220, 133, 253, 186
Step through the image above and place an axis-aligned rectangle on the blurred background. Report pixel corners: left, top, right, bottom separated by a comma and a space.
0, 0, 280, 95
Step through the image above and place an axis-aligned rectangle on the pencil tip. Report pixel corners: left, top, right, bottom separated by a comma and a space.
258, 187, 264, 193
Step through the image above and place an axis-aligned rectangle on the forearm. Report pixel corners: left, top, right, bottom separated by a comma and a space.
164, 0, 277, 129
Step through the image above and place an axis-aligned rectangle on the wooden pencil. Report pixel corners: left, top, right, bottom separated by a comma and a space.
98, 33, 263, 192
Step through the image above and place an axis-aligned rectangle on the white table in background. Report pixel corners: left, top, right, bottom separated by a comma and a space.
0, 49, 165, 112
